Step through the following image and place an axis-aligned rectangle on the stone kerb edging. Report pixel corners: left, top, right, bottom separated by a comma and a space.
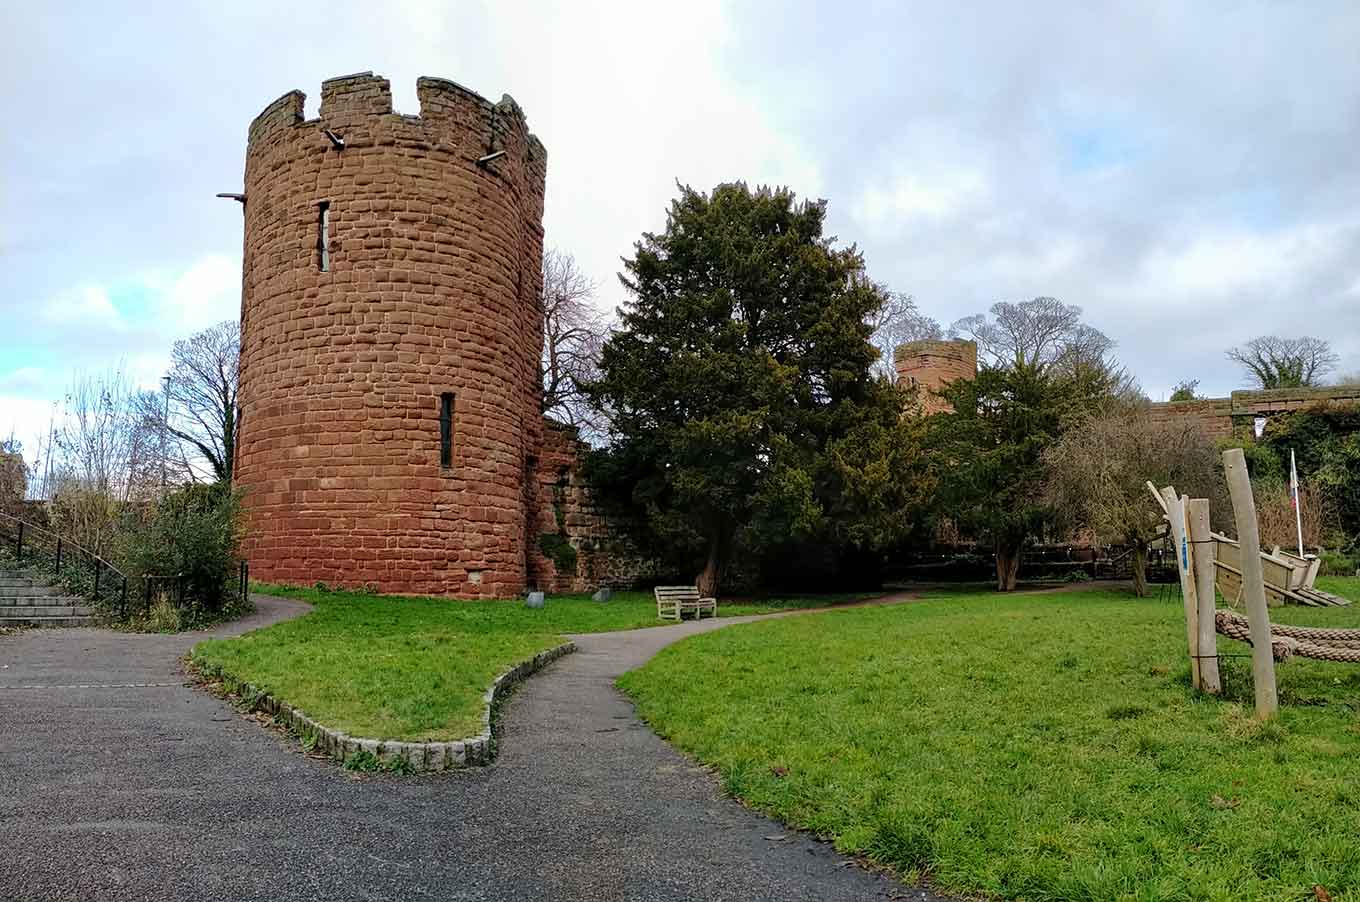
193, 641, 576, 771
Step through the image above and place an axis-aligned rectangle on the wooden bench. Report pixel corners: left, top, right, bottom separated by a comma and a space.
654, 585, 718, 621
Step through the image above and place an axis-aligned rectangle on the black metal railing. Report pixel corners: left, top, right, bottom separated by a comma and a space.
0, 511, 251, 622
0, 510, 128, 612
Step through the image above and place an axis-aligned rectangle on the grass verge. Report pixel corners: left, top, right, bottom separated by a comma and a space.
190, 583, 875, 743
618, 577, 1360, 901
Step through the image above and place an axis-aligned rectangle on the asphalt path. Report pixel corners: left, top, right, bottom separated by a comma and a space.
0, 592, 951, 902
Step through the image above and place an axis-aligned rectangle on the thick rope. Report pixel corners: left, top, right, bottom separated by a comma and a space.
1214, 610, 1360, 664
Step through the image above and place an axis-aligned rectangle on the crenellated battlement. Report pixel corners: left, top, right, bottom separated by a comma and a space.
319, 71, 392, 121
246, 72, 545, 174
247, 90, 305, 145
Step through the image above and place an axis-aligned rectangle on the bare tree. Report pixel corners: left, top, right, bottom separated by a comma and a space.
56, 366, 141, 498
868, 290, 942, 381
540, 249, 609, 433
0, 439, 26, 515
1045, 408, 1227, 597
140, 321, 240, 484
1226, 335, 1338, 389
47, 366, 145, 551
949, 297, 1114, 372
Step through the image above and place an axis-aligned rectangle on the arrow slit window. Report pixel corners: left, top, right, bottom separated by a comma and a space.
439, 392, 454, 469
317, 201, 331, 272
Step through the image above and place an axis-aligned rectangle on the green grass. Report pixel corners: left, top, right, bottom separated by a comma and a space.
190, 583, 874, 742
618, 577, 1360, 902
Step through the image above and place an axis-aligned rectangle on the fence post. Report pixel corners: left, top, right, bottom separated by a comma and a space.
1187, 499, 1221, 694
120, 577, 128, 620
16, 522, 23, 560
1161, 488, 1201, 690
55, 538, 63, 573
144, 578, 152, 616
1223, 448, 1278, 718
92, 560, 101, 599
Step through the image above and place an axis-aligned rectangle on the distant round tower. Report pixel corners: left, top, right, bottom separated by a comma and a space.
234, 72, 546, 598
893, 339, 977, 413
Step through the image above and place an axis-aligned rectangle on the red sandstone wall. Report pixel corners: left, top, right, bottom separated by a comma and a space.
1147, 387, 1360, 439
1146, 398, 1233, 439
235, 72, 546, 598
527, 420, 661, 593
894, 339, 977, 413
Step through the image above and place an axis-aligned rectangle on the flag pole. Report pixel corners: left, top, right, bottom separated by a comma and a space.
1291, 448, 1305, 557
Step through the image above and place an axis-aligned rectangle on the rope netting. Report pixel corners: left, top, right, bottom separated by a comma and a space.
1214, 610, 1360, 664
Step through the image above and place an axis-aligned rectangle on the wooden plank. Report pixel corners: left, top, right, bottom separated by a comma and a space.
1147, 481, 1171, 516
1162, 489, 1201, 690
1188, 498, 1220, 694
1223, 448, 1279, 718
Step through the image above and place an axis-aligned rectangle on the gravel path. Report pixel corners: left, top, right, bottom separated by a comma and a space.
0, 592, 951, 902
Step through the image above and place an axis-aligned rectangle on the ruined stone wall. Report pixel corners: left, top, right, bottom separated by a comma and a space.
527, 420, 662, 593
1146, 397, 1235, 439
1149, 386, 1360, 438
235, 72, 546, 598
894, 339, 978, 412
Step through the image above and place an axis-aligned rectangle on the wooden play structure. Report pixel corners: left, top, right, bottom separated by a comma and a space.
1147, 483, 1348, 608
1153, 448, 1358, 717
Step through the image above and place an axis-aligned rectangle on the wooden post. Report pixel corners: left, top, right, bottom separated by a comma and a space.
1223, 448, 1278, 718
1187, 498, 1221, 694
1162, 488, 1201, 689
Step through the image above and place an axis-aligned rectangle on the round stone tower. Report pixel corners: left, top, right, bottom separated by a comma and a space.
234, 72, 546, 598
893, 339, 977, 413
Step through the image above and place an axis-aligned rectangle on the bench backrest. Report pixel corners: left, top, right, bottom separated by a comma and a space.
654, 585, 701, 603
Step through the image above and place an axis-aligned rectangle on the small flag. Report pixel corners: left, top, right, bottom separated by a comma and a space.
1290, 450, 1300, 512
1291, 448, 1305, 558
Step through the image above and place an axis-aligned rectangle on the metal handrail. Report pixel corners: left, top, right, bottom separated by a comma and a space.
0, 510, 127, 581
0, 509, 129, 612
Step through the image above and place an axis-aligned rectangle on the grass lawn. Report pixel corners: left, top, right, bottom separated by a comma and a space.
190, 584, 874, 742
619, 577, 1360, 902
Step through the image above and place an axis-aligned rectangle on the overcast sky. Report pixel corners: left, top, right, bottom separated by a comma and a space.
4, 1, 1359, 456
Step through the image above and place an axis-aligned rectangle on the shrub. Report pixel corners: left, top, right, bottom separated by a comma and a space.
1319, 549, 1358, 577
121, 483, 243, 613
48, 480, 122, 557
538, 532, 578, 575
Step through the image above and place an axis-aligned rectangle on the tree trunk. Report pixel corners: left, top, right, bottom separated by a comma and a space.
994, 540, 1021, 592
696, 529, 730, 597
1132, 542, 1149, 598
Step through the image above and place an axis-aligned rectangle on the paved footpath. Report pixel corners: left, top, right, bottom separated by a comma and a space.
0, 593, 953, 902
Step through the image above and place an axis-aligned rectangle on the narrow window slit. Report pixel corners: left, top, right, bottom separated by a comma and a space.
317, 201, 331, 272
439, 392, 454, 469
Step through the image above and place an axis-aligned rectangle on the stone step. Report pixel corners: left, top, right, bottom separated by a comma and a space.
0, 583, 65, 597
0, 604, 96, 618
0, 576, 42, 587
0, 614, 98, 628
0, 595, 89, 608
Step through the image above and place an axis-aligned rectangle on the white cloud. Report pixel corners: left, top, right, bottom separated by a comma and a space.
853, 169, 988, 227
0, 367, 46, 394
160, 254, 241, 332
41, 284, 125, 330
0, 395, 59, 462
1145, 223, 1352, 298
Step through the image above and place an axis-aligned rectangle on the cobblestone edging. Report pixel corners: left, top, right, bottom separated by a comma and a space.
192, 641, 576, 771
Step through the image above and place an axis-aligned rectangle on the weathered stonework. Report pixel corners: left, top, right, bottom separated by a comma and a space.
894, 339, 978, 413
235, 73, 546, 598
527, 420, 662, 593
894, 338, 1360, 439
1148, 386, 1360, 437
